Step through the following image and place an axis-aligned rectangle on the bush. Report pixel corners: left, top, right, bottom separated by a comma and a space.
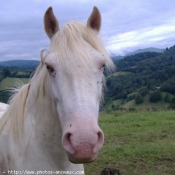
170, 97, 175, 109
149, 90, 162, 102
164, 94, 172, 102
129, 108, 136, 112
135, 94, 144, 104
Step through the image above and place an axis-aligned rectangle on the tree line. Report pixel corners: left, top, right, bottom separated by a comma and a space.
105, 45, 175, 108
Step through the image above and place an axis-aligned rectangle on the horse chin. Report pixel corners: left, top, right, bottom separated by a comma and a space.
67, 153, 97, 164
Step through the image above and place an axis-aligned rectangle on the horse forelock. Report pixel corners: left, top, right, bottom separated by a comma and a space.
48, 21, 115, 72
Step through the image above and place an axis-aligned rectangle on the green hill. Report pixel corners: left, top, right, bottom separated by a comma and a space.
105, 46, 175, 110
0, 77, 29, 103
0, 77, 29, 90
0, 60, 39, 67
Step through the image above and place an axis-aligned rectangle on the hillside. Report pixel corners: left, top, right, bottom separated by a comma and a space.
0, 64, 35, 103
105, 46, 175, 110
126, 47, 164, 56
0, 60, 39, 67
111, 47, 164, 60
0, 77, 29, 90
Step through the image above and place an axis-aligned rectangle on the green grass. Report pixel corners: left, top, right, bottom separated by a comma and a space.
84, 111, 175, 175
16, 71, 27, 75
106, 95, 170, 111
107, 71, 131, 78
0, 77, 29, 90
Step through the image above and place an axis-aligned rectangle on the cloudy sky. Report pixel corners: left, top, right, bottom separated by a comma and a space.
1, 0, 175, 61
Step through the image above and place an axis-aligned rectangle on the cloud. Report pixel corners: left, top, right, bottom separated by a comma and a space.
1, 0, 175, 60
106, 18, 175, 55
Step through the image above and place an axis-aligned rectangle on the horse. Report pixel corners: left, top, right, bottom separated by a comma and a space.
0, 103, 8, 118
0, 6, 114, 174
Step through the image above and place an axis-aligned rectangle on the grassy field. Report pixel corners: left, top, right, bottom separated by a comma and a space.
84, 111, 175, 175
107, 71, 132, 78
0, 77, 29, 90
106, 95, 171, 112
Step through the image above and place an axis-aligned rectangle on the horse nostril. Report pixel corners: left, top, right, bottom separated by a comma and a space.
97, 131, 103, 143
93, 130, 104, 153
62, 132, 75, 154
97, 130, 104, 145
67, 133, 71, 142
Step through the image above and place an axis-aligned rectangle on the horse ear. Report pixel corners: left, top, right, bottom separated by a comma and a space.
87, 6, 101, 33
44, 7, 59, 39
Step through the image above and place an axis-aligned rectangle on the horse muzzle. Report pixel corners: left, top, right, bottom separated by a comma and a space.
62, 125, 104, 163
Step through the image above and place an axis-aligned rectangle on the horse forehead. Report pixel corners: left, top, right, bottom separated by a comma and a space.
47, 40, 104, 68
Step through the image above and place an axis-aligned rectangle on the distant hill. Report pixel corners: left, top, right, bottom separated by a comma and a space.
111, 47, 165, 60
0, 60, 40, 67
111, 55, 124, 60
126, 47, 165, 56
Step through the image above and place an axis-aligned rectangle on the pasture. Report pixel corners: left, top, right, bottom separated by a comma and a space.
84, 111, 175, 175
0, 77, 29, 90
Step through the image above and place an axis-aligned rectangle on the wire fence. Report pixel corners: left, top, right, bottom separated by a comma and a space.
102, 105, 174, 113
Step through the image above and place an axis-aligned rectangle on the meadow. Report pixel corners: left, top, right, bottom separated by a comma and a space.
84, 111, 175, 175
0, 77, 29, 90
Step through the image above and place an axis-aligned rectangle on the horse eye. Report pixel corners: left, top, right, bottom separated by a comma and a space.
46, 65, 54, 73
101, 64, 105, 70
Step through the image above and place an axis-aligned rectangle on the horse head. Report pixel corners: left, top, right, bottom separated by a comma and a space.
43, 6, 114, 163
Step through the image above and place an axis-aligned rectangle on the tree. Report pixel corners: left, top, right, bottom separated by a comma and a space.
149, 90, 162, 102
164, 94, 171, 102
135, 94, 144, 104
2, 68, 10, 77
111, 104, 116, 111
120, 91, 127, 99
139, 87, 149, 97
170, 97, 175, 109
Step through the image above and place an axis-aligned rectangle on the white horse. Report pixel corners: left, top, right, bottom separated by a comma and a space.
0, 103, 8, 118
0, 6, 114, 175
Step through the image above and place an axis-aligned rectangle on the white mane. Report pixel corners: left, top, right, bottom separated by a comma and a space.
0, 102, 8, 118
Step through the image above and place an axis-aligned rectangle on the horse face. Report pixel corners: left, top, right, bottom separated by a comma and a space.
44, 6, 105, 163
44, 49, 105, 163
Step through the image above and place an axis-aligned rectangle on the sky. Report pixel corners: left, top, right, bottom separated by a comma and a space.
1, 0, 175, 61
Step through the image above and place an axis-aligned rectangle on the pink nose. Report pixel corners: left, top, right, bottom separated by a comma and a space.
62, 126, 104, 163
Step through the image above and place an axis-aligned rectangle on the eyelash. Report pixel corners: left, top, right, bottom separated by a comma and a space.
100, 64, 105, 70
46, 65, 54, 73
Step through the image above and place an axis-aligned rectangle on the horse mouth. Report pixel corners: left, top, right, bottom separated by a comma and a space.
67, 153, 98, 164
